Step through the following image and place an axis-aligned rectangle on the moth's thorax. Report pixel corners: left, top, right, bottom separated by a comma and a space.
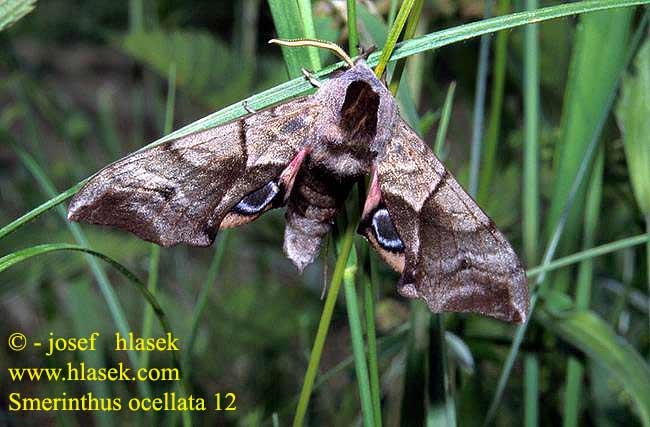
311, 60, 398, 178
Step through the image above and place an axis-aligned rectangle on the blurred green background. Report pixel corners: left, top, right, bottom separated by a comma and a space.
1, 0, 649, 426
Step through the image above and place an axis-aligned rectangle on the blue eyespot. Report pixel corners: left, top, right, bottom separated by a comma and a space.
371, 208, 405, 252
233, 182, 280, 215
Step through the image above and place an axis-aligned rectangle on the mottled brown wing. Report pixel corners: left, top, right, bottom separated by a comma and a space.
68, 96, 321, 247
362, 118, 529, 323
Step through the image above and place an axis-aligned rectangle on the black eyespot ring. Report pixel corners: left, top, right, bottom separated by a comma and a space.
233, 181, 280, 216
371, 208, 405, 252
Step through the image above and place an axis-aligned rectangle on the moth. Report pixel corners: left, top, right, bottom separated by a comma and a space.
68, 40, 529, 323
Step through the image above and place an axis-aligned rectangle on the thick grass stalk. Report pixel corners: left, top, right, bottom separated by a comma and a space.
293, 223, 355, 427
563, 148, 604, 427
363, 258, 382, 426
522, 0, 540, 424
522, 0, 540, 267
524, 355, 539, 427
343, 246, 375, 427
347, 0, 358, 57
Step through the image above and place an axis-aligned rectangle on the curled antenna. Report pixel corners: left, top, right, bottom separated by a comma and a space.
268, 38, 354, 68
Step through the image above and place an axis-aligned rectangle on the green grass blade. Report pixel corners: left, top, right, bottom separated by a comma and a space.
0, 243, 174, 351
526, 234, 649, 279
363, 257, 382, 427
434, 82, 456, 158
468, 0, 493, 197
268, 0, 316, 77
540, 310, 650, 426
524, 355, 539, 427
545, 8, 633, 256
477, 0, 511, 204
374, 0, 415, 78
347, 0, 358, 57
343, 245, 375, 427
128, 0, 144, 33
522, 0, 540, 265
293, 223, 355, 427
388, 0, 424, 95
521, 1, 540, 424
296, 0, 321, 70
0, 0, 36, 32
562, 148, 603, 427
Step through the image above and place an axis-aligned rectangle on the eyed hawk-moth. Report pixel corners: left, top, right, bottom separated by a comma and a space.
68, 40, 529, 323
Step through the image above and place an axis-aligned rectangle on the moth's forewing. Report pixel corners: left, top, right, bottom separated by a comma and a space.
363, 118, 529, 323
68, 97, 322, 247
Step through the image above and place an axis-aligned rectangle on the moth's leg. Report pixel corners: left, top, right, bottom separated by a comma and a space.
357, 44, 377, 60
243, 100, 256, 114
301, 68, 321, 88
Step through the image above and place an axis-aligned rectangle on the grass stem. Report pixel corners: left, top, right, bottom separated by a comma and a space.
293, 223, 355, 427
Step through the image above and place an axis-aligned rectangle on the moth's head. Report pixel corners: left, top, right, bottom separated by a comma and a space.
315, 59, 398, 157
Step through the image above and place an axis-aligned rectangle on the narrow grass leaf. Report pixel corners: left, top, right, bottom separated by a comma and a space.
388, 0, 424, 95
562, 148, 603, 427
268, 0, 314, 77
434, 82, 456, 158
468, 0, 493, 197
522, 0, 540, 265
347, 0, 359, 57
374, 0, 415, 78
343, 245, 375, 427
540, 310, 650, 426
296, 0, 321, 70
0, 0, 36, 32
545, 8, 633, 255
293, 223, 355, 427
526, 234, 649, 279
0, 243, 175, 350
477, 0, 511, 204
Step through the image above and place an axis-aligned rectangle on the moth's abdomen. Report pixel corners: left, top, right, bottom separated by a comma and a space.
283, 164, 352, 272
